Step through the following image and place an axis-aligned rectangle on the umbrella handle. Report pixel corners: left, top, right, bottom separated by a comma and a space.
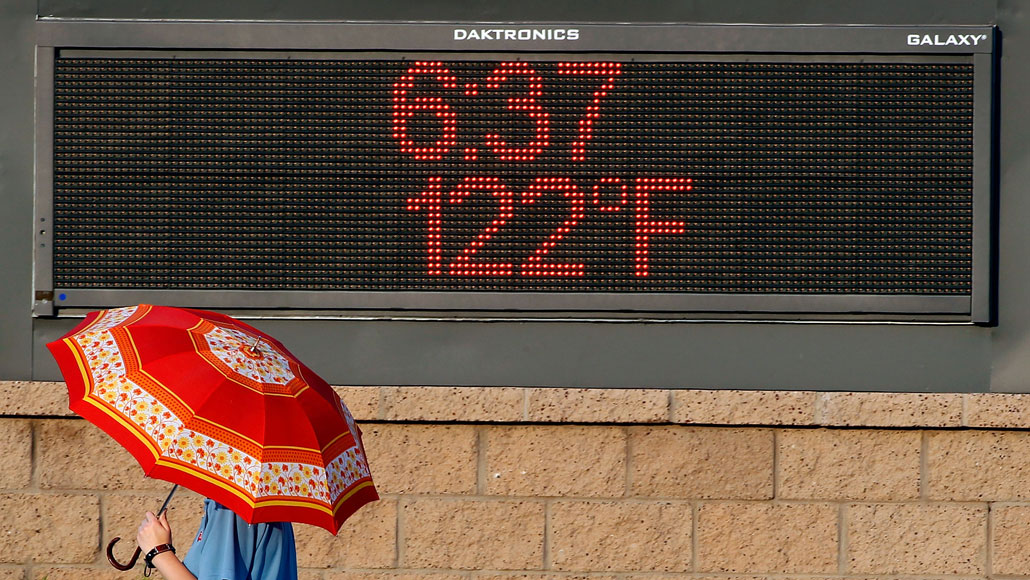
106, 485, 178, 571
106, 537, 140, 571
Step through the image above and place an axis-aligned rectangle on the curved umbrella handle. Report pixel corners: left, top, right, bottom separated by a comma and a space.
106, 484, 178, 572
106, 537, 141, 571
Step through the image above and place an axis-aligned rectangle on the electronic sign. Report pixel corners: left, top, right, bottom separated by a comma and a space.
33, 22, 996, 320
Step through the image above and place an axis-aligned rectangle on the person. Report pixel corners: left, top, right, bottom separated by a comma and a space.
137, 498, 298, 580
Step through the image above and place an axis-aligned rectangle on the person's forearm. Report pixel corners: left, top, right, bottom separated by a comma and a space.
150, 551, 197, 580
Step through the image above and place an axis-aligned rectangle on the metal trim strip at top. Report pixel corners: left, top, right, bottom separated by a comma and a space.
36, 20, 996, 54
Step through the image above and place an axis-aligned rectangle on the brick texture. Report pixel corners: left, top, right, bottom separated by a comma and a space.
549, 500, 692, 572
964, 393, 1030, 428
697, 502, 838, 574
846, 503, 986, 575
30, 567, 126, 580
475, 575, 619, 580
334, 386, 381, 421
673, 390, 817, 425
485, 425, 626, 497
382, 387, 523, 422
0, 382, 74, 417
402, 499, 545, 570
778, 429, 920, 500
362, 424, 477, 495
926, 430, 1030, 500
990, 504, 1030, 575
36, 420, 165, 491
525, 388, 668, 423
0, 493, 99, 564
818, 392, 962, 427
0, 420, 31, 489
294, 498, 397, 569
629, 427, 773, 499
323, 574, 464, 580
5, 386, 1030, 580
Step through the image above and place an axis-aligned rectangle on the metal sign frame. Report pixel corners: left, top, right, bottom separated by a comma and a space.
32, 21, 997, 322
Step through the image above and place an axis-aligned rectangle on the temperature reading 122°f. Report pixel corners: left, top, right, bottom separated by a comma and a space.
393, 61, 693, 279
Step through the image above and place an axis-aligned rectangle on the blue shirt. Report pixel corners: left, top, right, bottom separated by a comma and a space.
182, 499, 298, 580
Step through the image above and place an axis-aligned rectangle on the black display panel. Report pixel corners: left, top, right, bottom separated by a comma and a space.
51, 55, 975, 303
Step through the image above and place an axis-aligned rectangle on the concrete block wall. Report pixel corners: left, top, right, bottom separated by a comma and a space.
3, 382, 1030, 579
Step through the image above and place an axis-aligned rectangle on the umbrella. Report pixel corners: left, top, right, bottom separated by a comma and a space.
47, 304, 378, 568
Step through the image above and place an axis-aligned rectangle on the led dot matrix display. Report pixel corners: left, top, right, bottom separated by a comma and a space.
51, 56, 976, 300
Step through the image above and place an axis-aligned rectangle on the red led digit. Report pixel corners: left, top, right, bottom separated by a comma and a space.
557, 62, 622, 162
448, 177, 515, 277
483, 63, 551, 162
521, 177, 586, 277
633, 177, 692, 277
392, 62, 459, 161
592, 177, 629, 212
405, 176, 446, 275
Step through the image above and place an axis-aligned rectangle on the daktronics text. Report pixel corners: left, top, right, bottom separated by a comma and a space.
453, 28, 580, 41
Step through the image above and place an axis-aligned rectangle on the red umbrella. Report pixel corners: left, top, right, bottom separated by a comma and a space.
47, 304, 378, 548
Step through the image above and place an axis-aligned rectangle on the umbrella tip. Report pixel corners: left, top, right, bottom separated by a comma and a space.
244, 338, 262, 358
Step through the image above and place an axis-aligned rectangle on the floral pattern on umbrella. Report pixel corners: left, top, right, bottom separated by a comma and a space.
193, 323, 302, 389
49, 304, 378, 534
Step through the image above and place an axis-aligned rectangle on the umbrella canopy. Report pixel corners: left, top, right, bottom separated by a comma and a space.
47, 304, 378, 535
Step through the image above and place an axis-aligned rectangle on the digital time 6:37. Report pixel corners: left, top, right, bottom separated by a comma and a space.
393, 61, 692, 279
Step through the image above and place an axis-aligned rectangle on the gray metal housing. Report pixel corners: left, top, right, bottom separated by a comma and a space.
1, 0, 1019, 391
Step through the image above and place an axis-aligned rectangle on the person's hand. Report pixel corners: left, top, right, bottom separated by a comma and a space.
137, 511, 172, 553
